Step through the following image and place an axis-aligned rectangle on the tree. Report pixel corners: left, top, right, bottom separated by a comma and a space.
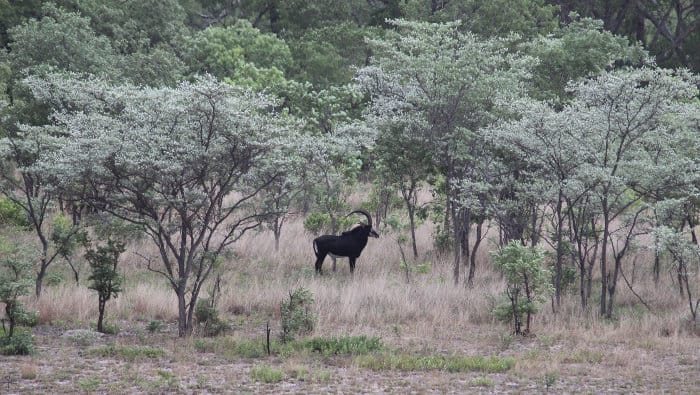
29, 74, 300, 336
553, 1, 700, 73
85, 238, 124, 333
521, 16, 649, 103
567, 67, 698, 318
653, 226, 700, 326
496, 67, 699, 315
184, 20, 293, 84
2, 4, 115, 79
368, 91, 435, 259
0, 122, 81, 297
493, 100, 590, 307
358, 19, 530, 284
402, 0, 559, 39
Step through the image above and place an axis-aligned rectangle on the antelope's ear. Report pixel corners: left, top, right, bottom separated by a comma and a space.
370, 230, 379, 238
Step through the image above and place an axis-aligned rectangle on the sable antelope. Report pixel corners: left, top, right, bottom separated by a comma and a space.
312, 210, 378, 274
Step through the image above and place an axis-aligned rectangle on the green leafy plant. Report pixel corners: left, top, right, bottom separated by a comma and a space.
195, 298, 230, 337
0, 327, 34, 355
491, 241, 553, 335
280, 287, 315, 343
146, 320, 163, 333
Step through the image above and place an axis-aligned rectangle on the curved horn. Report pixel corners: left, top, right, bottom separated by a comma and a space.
346, 209, 372, 228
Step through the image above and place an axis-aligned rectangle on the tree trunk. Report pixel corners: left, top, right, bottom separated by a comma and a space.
97, 297, 106, 333
467, 220, 483, 287
268, 0, 280, 34
600, 204, 610, 317
5, 302, 16, 338
407, 204, 418, 259
177, 285, 188, 337
554, 190, 564, 308
35, 265, 45, 298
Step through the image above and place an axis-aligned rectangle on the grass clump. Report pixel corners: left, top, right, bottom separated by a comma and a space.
471, 377, 495, 388
301, 335, 382, 356
78, 377, 101, 392
250, 365, 285, 383
193, 334, 382, 359
87, 344, 166, 360
356, 352, 515, 373
146, 320, 163, 333
194, 337, 267, 359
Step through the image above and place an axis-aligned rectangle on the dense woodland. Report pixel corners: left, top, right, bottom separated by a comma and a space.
1, 0, 699, 342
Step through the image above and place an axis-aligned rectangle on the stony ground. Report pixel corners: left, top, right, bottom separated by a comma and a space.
1, 319, 698, 394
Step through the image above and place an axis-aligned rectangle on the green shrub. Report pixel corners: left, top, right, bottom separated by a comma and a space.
85, 238, 124, 333
100, 322, 120, 335
195, 298, 230, 337
146, 320, 163, 333
491, 241, 553, 335
280, 288, 315, 343
0, 327, 34, 355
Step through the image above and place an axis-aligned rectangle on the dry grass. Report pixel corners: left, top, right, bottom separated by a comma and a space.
26, 216, 697, 340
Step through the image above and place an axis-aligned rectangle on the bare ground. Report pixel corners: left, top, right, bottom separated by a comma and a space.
1, 318, 698, 394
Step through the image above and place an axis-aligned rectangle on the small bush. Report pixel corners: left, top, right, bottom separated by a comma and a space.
195, 298, 230, 337
280, 288, 315, 343
146, 320, 163, 333
491, 241, 553, 335
100, 322, 120, 335
45, 271, 64, 286
0, 328, 34, 355
250, 365, 285, 383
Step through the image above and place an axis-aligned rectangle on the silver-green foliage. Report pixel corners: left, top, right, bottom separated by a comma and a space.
357, 18, 531, 284
28, 73, 302, 336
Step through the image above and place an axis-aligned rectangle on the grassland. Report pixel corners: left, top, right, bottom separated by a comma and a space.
1, 218, 699, 393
